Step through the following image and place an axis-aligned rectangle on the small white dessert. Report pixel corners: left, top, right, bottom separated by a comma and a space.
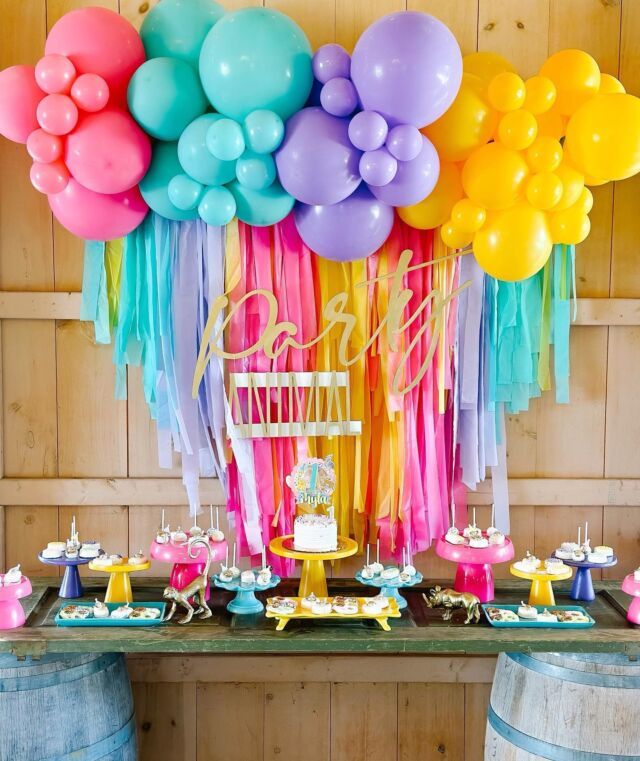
362, 600, 383, 615
486, 526, 498, 537
445, 527, 465, 545
369, 561, 384, 575
79, 541, 101, 559
3, 565, 21, 585
311, 600, 332, 615
333, 601, 358, 615
588, 551, 608, 564
594, 545, 613, 558
537, 609, 558, 623
581, 540, 592, 555
240, 570, 256, 587
360, 565, 374, 580
381, 567, 400, 580
206, 528, 224, 542
634, 567, 640, 582
111, 604, 133, 620
469, 536, 489, 549
266, 597, 297, 615
59, 605, 91, 620
399, 571, 412, 583
257, 568, 272, 586
219, 567, 234, 583
515, 551, 540, 574
467, 527, 483, 542
129, 551, 148, 566
131, 606, 161, 619
372, 594, 389, 609
92, 555, 112, 568
517, 601, 538, 620
544, 558, 565, 575
228, 565, 241, 579
109, 554, 124, 566
189, 525, 204, 538
560, 542, 579, 553
572, 549, 586, 562
403, 564, 417, 578
462, 524, 474, 539
489, 531, 506, 546
65, 545, 79, 559
156, 529, 170, 545
171, 527, 188, 545
554, 548, 572, 560
47, 541, 66, 553
301, 593, 318, 610
42, 547, 63, 559
93, 599, 109, 619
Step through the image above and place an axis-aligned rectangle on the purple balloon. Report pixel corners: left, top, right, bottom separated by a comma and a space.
294, 185, 394, 262
320, 77, 358, 117
312, 43, 351, 84
350, 11, 462, 128
359, 148, 397, 187
348, 110, 388, 151
369, 135, 439, 207
387, 124, 422, 161
275, 107, 362, 206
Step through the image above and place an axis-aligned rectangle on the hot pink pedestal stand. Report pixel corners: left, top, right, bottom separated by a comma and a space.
150, 538, 227, 601
435, 536, 514, 603
0, 576, 32, 629
621, 574, 640, 626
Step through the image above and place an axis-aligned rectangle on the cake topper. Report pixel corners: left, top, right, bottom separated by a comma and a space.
286, 456, 336, 509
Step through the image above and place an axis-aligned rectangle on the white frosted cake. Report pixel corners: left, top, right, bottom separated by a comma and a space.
293, 514, 338, 552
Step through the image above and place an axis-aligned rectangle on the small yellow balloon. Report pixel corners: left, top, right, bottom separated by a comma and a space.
441, 221, 473, 250
553, 161, 584, 211
463, 52, 516, 87
398, 162, 463, 230
535, 108, 566, 140
548, 207, 591, 245
462, 142, 529, 210
498, 109, 538, 151
451, 198, 487, 232
575, 187, 594, 214
599, 73, 625, 95
539, 49, 601, 116
524, 76, 557, 114
488, 72, 526, 112
525, 172, 564, 210
526, 136, 563, 173
473, 204, 553, 281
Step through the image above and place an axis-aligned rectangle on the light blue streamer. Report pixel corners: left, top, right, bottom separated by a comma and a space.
81, 241, 110, 344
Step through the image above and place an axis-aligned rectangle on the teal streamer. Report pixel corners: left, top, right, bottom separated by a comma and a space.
80, 241, 110, 344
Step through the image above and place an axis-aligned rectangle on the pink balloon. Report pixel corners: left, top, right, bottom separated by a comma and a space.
71, 73, 109, 112
45, 7, 145, 105
30, 159, 70, 194
65, 108, 151, 194
49, 178, 148, 240
26, 129, 64, 163
35, 54, 76, 94
0, 65, 45, 143
36, 93, 78, 136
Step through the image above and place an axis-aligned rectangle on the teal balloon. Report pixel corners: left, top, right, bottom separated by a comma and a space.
178, 114, 237, 185
243, 109, 284, 154
199, 8, 313, 121
206, 118, 245, 161
198, 185, 236, 226
140, 0, 225, 66
139, 141, 198, 221
236, 151, 276, 191
168, 173, 204, 211
229, 180, 294, 226
127, 57, 207, 141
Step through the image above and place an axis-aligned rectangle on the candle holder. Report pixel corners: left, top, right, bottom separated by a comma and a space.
354, 567, 423, 610
435, 536, 514, 603
509, 563, 572, 606
88, 558, 151, 603
213, 570, 281, 614
38, 553, 95, 598
0, 576, 32, 629
150, 538, 227, 601
621, 574, 640, 626
561, 555, 617, 602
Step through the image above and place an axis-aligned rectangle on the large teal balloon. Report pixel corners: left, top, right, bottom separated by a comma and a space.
199, 8, 313, 121
229, 180, 294, 226
178, 114, 236, 185
140, 0, 224, 66
127, 57, 207, 141
139, 141, 198, 220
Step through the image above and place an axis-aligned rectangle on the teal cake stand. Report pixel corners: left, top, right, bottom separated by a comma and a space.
355, 566, 423, 610
213, 570, 281, 614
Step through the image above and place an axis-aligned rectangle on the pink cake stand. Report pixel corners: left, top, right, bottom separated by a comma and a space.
0, 576, 32, 629
150, 537, 227, 601
435, 536, 515, 603
621, 574, 640, 625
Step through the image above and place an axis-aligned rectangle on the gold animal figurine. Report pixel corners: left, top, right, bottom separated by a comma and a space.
163, 537, 213, 625
423, 586, 481, 624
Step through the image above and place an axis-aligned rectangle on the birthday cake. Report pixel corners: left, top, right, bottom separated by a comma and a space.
293, 514, 338, 552
287, 456, 338, 552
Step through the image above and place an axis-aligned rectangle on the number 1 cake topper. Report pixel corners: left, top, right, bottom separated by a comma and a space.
286, 455, 336, 508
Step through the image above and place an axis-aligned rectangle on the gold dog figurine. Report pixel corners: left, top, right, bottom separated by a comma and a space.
163, 537, 213, 625
423, 586, 481, 624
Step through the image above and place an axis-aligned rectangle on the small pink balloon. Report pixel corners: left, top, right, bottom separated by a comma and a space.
30, 159, 70, 194
35, 54, 76, 94
0, 65, 45, 144
71, 73, 109, 112
36, 93, 78, 136
26, 129, 64, 163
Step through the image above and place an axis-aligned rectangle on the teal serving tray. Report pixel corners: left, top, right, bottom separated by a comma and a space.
482, 604, 595, 629
55, 601, 166, 627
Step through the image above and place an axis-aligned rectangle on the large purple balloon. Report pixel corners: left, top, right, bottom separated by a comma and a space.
350, 11, 462, 128
294, 185, 394, 262
275, 107, 362, 206
369, 135, 440, 207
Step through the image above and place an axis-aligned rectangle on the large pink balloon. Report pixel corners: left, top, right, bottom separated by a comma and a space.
65, 108, 151, 194
0, 65, 45, 143
49, 179, 148, 240
45, 7, 145, 105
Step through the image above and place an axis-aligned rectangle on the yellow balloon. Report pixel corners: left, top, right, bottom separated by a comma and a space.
398, 162, 463, 230
535, 108, 566, 140
526, 172, 564, 210
451, 199, 487, 232
473, 204, 553, 281
575, 187, 593, 214
599, 73, 625, 95
498, 109, 538, 150
554, 161, 584, 210
526, 136, 563, 172
584, 172, 607, 187
524, 76, 557, 114
462, 143, 529, 210
548, 207, 591, 245
488, 72, 526, 112
463, 52, 516, 87
564, 93, 640, 181
441, 221, 472, 250
423, 74, 498, 162
539, 49, 600, 116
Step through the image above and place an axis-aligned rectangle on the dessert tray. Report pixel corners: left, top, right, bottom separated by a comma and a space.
213, 570, 281, 614
55, 601, 166, 627
88, 557, 151, 603
265, 596, 401, 631
482, 604, 595, 629
355, 567, 423, 611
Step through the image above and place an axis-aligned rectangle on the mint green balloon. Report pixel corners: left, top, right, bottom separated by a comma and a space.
139, 141, 198, 221
229, 180, 294, 226
199, 8, 313, 121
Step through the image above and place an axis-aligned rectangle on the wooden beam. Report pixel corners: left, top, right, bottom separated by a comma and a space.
576, 298, 640, 326
471, 478, 640, 506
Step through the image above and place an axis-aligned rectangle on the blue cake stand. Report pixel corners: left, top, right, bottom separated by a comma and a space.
561, 555, 617, 602
355, 566, 423, 610
38, 553, 100, 598
213, 570, 281, 614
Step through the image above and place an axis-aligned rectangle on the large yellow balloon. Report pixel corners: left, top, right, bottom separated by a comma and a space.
488, 72, 526, 112
564, 93, 640, 181
462, 143, 529, 210
463, 52, 516, 87
535, 108, 566, 140
398, 162, 463, 230
526, 136, 563, 173
599, 73, 625, 95
539, 49, 600, 116
423, 74, 498, 162
526, 172, 563, 210
548, 207, 591, 245
473, 204, 553, 281
498, 109, 538, 151
554, 161, 584, 210
524, 76, 557, 114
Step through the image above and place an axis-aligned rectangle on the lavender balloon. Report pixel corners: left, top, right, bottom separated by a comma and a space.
350, 11, 462, 128
359, 148, 397, 187
320, 77, 358, 117
369, 135, 440, 207
387, 124, 422, 161
348, 110, 388, 152
275, 107, 361, 206
294, 185, 394, 262
312, 43, 351, 84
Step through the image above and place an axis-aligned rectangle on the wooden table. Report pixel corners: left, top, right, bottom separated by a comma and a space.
1, 578, 637, 658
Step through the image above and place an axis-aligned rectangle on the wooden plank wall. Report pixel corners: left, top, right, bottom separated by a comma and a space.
1, 1, 639, 759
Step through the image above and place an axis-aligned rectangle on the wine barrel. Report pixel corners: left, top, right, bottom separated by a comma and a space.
485, 652, 640, 760
0, 652, 137, 760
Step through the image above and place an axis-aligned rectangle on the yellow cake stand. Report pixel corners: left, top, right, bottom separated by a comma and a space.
509, 563, 572, 606
88, 559, 151, 603
269, 535, 358, 598
265, 596, 401, 631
